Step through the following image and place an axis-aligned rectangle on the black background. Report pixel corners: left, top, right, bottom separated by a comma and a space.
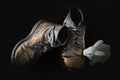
0, 0, 119, 80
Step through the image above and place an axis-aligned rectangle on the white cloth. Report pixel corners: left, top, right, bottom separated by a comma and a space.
83, 40, 111, 65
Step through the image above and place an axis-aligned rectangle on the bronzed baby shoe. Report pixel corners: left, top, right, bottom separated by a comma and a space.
11, 20, 70, 67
